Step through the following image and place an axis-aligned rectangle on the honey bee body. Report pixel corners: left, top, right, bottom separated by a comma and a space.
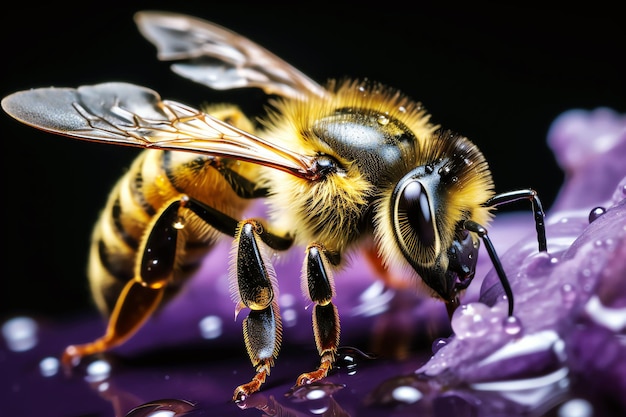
2, 11, 547, 401
88, 106, 260, 315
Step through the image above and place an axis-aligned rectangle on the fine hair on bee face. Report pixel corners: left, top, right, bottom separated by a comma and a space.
1, 11, 548, 402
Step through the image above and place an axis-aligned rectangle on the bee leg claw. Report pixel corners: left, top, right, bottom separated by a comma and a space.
295, 361, 332, 388
295, 371, 321, 387
233, 380, 262, 403
60, 345, 83, 375
233, 360, 271, 402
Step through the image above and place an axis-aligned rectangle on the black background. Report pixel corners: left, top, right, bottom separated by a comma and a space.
1, 2, 624, 319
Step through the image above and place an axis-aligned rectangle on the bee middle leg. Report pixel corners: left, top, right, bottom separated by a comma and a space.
231, 220, 285, 402
295, 243, 340, 387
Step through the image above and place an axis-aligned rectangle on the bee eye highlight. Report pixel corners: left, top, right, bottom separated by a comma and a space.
397, 181, 435, 249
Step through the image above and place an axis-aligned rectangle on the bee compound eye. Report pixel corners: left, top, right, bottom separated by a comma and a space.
397, 181, 436, 248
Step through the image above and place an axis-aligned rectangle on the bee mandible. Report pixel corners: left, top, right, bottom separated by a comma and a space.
1, 11, 547, 401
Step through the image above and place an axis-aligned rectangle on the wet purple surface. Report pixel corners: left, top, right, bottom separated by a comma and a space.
2, 107, 625, 416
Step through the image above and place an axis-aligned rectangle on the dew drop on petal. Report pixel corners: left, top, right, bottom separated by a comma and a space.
2, 316, 38, 352
560, 283, 577, 306
451, 302, 492, 339
588, 206, 606, 223
502, 315, 523, 336
557, 398, 593, 417
431, 337, 448, 354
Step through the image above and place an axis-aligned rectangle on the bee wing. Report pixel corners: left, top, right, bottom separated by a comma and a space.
134, 10, 329, 100
2, 82, 317, 179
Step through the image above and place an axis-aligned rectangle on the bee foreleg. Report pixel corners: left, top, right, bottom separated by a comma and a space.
63, 199, 186, 367
484, 189, 548, 252
231, 220, 282, 402
464, 220, 515, 316
296, 243, 340, 387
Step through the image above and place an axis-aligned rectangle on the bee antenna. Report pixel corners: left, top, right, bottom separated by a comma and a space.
463, 220, 514, 316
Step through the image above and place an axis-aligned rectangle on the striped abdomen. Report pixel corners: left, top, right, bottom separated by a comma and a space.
87, 148, 261, 316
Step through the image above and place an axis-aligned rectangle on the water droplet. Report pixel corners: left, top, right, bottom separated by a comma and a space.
198, 315, 222, 339
557, 398, 593, 417
560, 283, 577, 306
451, 303, 492, 339
306, 388, 327, 400
125, 399, 196, 417
377, 115, 389, 126
85, 359, 111, 383
502, 315, 523, 335
588, 206, 606, 223
96, 381, 110, 393
172, 216, 185, 229
391, 385, 423, 404
288, 381, 345, 400
2, 316, 38, 352
431, 337, 448, 353
39, 356, 60, 377
398, 106, 407, 113
334, 346, 376, 375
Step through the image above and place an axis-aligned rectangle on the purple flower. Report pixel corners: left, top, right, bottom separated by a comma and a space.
416, 107, 626, 415
2, 108, 624, 417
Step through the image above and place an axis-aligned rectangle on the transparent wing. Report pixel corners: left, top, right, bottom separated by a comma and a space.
134, 10, 329, 100
1, 82, 317, 179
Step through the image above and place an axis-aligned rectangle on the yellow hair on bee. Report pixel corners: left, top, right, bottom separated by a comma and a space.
257, 79, 442, 255
372, 129, 495, 295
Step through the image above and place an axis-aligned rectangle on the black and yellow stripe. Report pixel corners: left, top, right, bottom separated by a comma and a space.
87, 108, 262, 316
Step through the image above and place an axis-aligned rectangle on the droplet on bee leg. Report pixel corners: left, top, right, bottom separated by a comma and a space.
172, 216, 186, 229
502, 315, 523, 335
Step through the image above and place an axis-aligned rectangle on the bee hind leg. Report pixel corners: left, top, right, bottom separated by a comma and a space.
295, 243, 340, 387
62, 199, 188, 367
62, 280, 165, 368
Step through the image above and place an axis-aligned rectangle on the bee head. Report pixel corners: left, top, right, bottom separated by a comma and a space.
374, 130, 494, 301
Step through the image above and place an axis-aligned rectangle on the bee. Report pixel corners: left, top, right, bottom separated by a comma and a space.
2, 11, 547, 401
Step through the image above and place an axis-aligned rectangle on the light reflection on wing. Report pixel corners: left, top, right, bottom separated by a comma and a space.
134, 11, 329, 100
2, 82, 317, 179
